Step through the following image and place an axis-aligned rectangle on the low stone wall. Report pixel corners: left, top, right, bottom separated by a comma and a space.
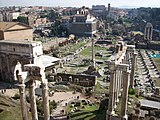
136, 41, 160, 50
55, 73, 96, 87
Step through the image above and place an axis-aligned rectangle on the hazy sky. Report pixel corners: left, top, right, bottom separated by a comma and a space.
0, 0, 160, 8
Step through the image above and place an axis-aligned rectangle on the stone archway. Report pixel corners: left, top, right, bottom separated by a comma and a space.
13, 61, 22, 81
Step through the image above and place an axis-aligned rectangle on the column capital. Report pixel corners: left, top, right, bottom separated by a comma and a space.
41, 82, 48, 86
41, 82, 48, 89
28, 80, 35, 88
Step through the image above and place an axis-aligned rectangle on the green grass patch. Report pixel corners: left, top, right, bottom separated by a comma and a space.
0, 95, 31, 120
68, 104, 106, 120
93, 82, 108, 95
80, 46, 106, 57
60, 41, 87, 57
152, 58, 160, 71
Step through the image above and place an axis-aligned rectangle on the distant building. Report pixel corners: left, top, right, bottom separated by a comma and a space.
92, 5, 106, 19
2, 12, 13, 21
0, 22, 33, 41
34, 17, 48, 27
61, 16, 71, 29
1, 12, 20, 21
0, 13, 3, 22
69, 7, 97, 37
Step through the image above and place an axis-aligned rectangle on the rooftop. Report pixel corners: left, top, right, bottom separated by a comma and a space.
0, 22, 32, 31
0, 40, 41, 45
141, 99, 160, 109
40, 55, 61, 68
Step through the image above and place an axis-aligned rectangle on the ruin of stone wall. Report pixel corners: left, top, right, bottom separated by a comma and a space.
56, 73, 96, 87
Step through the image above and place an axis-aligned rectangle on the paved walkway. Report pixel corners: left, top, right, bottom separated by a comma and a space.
49, 91, 86, 119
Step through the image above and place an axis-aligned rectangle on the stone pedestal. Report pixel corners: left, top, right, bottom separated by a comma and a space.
29, 80, 38, 120
42, 82, 50, 120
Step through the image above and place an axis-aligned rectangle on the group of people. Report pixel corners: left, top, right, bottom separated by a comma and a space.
1, 89, 6, 94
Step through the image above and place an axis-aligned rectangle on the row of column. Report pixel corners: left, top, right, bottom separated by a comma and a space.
144, 27, 153, 40
126, 49, 137, 88
18, 75, 50, 120
130, 52, 137, 88
107, 62, 130, 120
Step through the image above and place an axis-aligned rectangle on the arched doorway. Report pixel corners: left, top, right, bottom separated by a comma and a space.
13, 61, 22, 81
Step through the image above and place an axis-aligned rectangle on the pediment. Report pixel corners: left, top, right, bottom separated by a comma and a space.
7, 24, 30, 30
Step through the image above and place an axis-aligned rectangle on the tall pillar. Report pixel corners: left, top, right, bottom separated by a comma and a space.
120, 65, 130, 120
114, 69, 119, 106
147, 28, 150, 40
0, 55, 2, 80
18, 75, 29, 120
6, 54, 11, 81
42, 82, 50, 120
130, 53, 137, 88
119, 69, 122, 91
29, 80, 38, 120
107, 63, 116, 120
19, 84, 29, 120
150, 27, 153, 40
144, 27, 147, 40
113, 70, 116, 109
117, 69, 120, 98
91, 38, 95, 67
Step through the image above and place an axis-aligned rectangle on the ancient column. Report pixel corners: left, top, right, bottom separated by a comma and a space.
91, 38, 95, 67
114, 69, 118, 107
144, 27, 147, 40
130, 52, 137, 88
18, 75, 29, 120
42, 82, 50, 120
0, 55, 2, 80
119, 69, 122, 91
120, 65, 130, 120
19, 84, 29, 120
116, 69, 120, 99
107, 63, 116, 120
147, 28, 150, 40
29, 80, 38, 120
6, 54, 12, 81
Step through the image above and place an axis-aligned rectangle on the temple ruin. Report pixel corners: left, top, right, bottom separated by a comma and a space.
17, 64, 50, 120
144, 22, 153, 41
106, 41, 137, 120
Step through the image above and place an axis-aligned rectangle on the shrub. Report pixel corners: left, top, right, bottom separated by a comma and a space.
12, 93, 20, 100
49, 100, 57, 112
128, 88, 135, 95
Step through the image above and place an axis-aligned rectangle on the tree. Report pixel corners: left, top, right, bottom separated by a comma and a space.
51, 20, 68, 36
48, 10, 61, 22
16, 16, 28, 24
118, 18, 123, 24
98, 98, 108, 112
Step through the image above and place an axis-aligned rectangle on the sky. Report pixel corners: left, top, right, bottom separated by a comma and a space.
0, 0, 160, 8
